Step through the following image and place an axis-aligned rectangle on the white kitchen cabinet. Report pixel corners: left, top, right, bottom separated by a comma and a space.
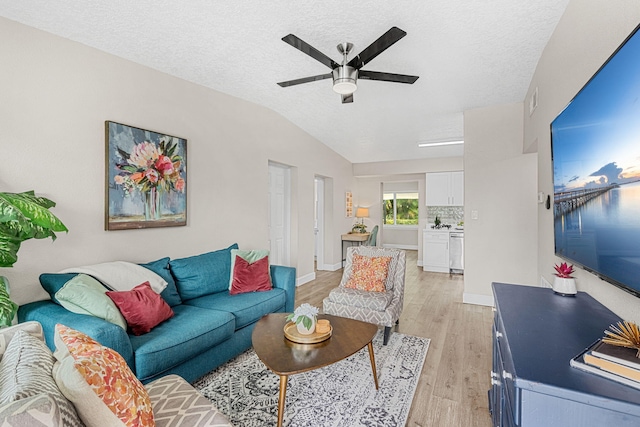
426, 171, 464, 206
423, 230, 449, 273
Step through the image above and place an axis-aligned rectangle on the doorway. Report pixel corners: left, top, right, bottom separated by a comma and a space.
268, 162, 291, 266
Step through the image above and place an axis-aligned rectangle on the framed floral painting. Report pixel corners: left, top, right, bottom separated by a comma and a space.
105, 121, 187, 230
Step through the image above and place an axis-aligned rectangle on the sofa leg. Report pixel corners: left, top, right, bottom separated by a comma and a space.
383, 326, 392, 345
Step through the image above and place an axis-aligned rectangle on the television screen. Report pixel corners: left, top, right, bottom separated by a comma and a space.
552, 24, 640, 297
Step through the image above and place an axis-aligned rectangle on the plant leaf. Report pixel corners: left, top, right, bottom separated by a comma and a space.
0, 192, 68, 233
302, 316, 312, 330
0, 191, 68, 268
0, 234, 20, 267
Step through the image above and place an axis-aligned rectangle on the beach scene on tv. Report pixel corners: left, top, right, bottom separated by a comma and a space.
552, 26, 640, 293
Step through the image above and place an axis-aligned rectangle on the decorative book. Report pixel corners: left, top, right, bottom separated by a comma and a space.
570, 340, 640, 390
591, 340, 640, 370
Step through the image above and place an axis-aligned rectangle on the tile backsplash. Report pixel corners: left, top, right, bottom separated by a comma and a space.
427, 206, 464, 225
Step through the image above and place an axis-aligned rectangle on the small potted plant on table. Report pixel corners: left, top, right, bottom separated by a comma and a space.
286, 303, 319, 335
552, 262, 576, 296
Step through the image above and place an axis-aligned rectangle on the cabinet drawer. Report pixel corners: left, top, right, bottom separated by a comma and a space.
424, 231, 449, 241
494, 318, 519, 424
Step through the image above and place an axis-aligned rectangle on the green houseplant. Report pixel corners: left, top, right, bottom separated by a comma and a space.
0, 191, 68, 326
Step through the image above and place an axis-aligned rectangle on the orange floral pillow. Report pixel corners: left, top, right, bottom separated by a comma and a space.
53, 324, 155, 427
344, 254, 392, 292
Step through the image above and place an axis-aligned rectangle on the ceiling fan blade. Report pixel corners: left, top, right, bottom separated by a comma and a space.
277, 73, 332, 87
348, 27, 407, 69
282, 34, 339, 69
359, 70, 419, 84
341, 93, 354, 104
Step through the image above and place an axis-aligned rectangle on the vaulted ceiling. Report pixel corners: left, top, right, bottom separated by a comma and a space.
0, 1, 570, 163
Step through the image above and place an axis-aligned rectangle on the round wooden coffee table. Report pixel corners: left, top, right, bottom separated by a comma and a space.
252, 313, 379, 427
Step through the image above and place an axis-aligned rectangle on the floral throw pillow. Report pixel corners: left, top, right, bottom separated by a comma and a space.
53, 324, 155, 427
344, 254, 392, 292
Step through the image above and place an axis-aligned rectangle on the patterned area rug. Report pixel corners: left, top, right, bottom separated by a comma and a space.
193, 331, 430, 427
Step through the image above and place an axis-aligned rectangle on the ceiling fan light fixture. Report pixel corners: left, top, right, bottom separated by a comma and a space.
332, 66, 358, 94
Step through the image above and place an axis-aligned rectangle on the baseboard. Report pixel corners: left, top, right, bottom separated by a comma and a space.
463, 292, 494, 307
296, 272, 316, 287
382, 244, 419, 250
417, 260, 423, 267
325, 262, 343, 271
317, 262, 342, 272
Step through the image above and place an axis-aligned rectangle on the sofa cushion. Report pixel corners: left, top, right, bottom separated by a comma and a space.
55, 274, 127, 330
107, 282, 175, 336
53, 324, 155, 427
129, 305, 235, 382
341, 246, 402, 291
228, 249, 270, 289
185, 288, 286, 330
170, 244, 238, 300
139, 257, 182, 307
145, 374, 232, 426
327, 286, 394, 311
0, 330, 84, 427
0, 321, 44, 357
39, 273, 79, 305
344, 254, 392, 292
0, 394, 62, 426
230, 255, 272, 295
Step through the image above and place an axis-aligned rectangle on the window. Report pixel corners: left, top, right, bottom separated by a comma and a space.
383, 192, 419, 225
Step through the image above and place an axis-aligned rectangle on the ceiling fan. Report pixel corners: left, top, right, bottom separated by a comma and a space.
277, 27, 419, 104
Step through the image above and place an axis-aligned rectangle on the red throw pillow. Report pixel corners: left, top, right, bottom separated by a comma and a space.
106, 281, 174, 335
230, 255, 273, 295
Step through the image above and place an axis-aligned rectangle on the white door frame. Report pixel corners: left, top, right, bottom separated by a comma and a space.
314, 176, 325, 270
268, 162, 291, 266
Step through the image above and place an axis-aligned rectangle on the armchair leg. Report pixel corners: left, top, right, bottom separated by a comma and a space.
383, 326, 392, 345
383, 319, 400, 345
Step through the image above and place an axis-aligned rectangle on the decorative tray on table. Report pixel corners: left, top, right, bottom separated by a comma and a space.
284, 322, 332, 344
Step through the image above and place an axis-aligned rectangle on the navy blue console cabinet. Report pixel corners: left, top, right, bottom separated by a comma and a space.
489, 282, 640, 426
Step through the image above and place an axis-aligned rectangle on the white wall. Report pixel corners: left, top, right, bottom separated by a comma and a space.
463, 103, 538, 305
0, 17, 355, 305
525, 0, 640, 322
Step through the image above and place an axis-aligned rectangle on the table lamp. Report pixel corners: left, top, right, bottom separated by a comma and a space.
356, 207, 369, 224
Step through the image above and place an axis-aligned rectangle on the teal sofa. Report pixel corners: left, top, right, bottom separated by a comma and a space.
18, 244, 296, 384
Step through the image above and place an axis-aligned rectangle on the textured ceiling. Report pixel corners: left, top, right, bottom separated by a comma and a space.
0, 1, 569, 163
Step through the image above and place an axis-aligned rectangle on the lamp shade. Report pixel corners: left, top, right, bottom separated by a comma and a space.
355, 207, 369, 218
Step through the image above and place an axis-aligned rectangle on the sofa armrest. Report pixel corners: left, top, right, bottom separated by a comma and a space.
270, 265, 296, 312
18, 300, 135, 369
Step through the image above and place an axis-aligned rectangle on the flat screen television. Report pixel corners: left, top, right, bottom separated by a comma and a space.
552, 23, 640, 298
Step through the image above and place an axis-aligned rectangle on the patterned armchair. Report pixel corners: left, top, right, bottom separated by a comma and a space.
323, 246, 406, 345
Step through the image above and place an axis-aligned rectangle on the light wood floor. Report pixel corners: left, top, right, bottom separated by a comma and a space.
298, 250, 493, 426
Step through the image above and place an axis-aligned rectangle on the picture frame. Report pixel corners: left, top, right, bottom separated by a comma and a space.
105, 121, 187, 230
346, 191, 353, 218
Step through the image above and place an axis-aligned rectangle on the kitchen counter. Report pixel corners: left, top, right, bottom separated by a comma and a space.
423, 228, 464, 273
